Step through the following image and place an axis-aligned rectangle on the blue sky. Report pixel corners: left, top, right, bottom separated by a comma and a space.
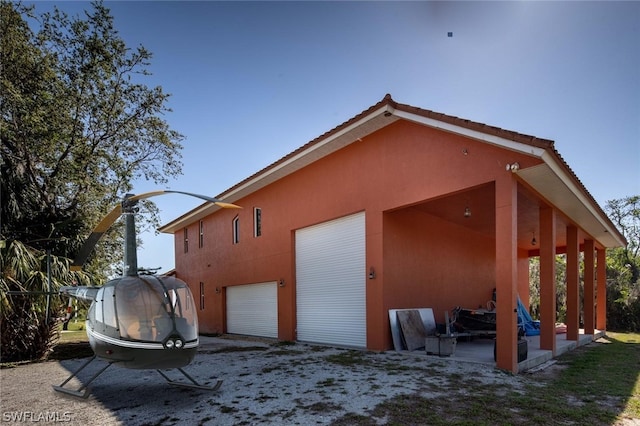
29, 1, 640, 273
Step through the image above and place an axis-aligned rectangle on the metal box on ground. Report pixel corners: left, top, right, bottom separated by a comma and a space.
493, 338, 528, 362
518, 339, 528, 362
425, 335, 457, 357
425, 336, 440, 355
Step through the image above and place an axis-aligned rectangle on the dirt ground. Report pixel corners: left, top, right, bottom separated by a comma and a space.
0, 335, 534, 425
2, 335, 639, 425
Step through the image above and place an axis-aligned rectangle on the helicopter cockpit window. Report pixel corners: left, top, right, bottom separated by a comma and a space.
114, 276, 198, 343
101, 285, 117, 328
93, 288, 103, 325
163, 279, 198, 342
115, 276, 165, 341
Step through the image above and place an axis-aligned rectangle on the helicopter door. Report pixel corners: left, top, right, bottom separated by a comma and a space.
87, 283, 119, 339
113, 276, 198, 344
115, 276, 166, 341
158, 277, 198, 342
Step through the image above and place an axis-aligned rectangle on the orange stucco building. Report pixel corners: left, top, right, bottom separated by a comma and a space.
161, 95, 626, 373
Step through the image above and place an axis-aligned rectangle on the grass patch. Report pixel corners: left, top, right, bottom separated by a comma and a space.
302, 401, 342, 413
333, 332, 640, 425
262, 365, 283, 373
316, 377, 337, 387
332, 412, 376, 426
324, 350, 370, 367
272, 340, 296, 347
548, 332, 640, 419
263, 348, 305, 357
204, 346, 269, 354
57, 321, 88, 344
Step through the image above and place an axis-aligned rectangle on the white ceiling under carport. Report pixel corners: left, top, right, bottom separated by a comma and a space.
516, 161, 624, 249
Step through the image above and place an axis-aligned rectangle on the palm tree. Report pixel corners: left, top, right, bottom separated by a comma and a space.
0, 240, 90, 362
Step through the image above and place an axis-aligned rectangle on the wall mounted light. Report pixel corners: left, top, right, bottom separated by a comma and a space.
215, 287, 221, 294
531, 232, 537, 246
279, 279, 285, 288
505, 162, 520, 172
464, 207, 471, 218
368, 267, 376, 280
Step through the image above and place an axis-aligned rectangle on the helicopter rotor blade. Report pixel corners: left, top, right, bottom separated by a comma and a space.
71, 204, 122, 271
71, 190, 240, 271
128, 190, 242, 209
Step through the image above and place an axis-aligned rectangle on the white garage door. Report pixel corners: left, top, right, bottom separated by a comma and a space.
296, 212, 366, 347
226, 282, 278, 338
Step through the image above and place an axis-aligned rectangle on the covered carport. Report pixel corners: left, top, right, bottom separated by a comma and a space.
383, 160, 625, 372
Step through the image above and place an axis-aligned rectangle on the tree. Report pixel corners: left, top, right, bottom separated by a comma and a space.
0, 1, 184, 361
0, 240, 91, 362
528, 255, 568, 322
604, 195, 640, 331
528, 196, 639, 332
1, 0, 183, 275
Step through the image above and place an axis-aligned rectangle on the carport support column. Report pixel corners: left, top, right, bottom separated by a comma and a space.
566, 225, 580, 341
366, 210, 385, 351
583, 240, 595, 335
596, 248, 607, 331
495, 175, 519, 373
539, 206, 556, 354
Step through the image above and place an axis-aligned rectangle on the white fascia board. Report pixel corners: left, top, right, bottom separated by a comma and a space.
537, 150, 624, 247
160, 104, 395, 233
395, 108, 622, 247
393, 110, 546, 157
219, 104, 395, 201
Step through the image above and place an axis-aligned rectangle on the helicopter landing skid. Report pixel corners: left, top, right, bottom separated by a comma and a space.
53, 355, 113, 399
156, 368, 223, 392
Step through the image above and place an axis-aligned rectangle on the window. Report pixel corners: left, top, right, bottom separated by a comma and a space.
254, 207, 262, 237
183, 228, 188, 253
199, 220, 204, 248
199, 282, 205, 310
232, 215, 240, 244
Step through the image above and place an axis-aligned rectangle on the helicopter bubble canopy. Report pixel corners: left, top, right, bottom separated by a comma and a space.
88, 275, 198, 346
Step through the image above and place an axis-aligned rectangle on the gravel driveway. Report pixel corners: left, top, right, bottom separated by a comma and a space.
1, 335, 528, 425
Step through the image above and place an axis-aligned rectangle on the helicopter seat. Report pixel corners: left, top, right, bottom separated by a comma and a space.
119, 320, 140, 340
154, 317, 174, 342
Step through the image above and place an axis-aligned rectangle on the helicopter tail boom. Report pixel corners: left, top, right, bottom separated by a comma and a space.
60, 286, 100, 302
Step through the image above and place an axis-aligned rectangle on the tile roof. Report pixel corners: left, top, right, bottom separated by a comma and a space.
161, 94, 625, 247
215, 94, 555, 198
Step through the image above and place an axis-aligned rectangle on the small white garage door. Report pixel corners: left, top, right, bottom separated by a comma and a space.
296, 212, 366, 347
226, 282, 278, 338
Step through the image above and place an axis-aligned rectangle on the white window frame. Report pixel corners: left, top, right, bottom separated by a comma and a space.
232, 215, 240, 244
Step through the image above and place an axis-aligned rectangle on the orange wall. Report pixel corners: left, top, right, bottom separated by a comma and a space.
174, 119, 543, 347
382, 208, 497, 333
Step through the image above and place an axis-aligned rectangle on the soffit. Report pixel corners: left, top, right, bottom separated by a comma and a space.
516, 162, 624, 248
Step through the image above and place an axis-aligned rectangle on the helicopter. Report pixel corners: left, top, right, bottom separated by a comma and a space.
52, 190, 241, 398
